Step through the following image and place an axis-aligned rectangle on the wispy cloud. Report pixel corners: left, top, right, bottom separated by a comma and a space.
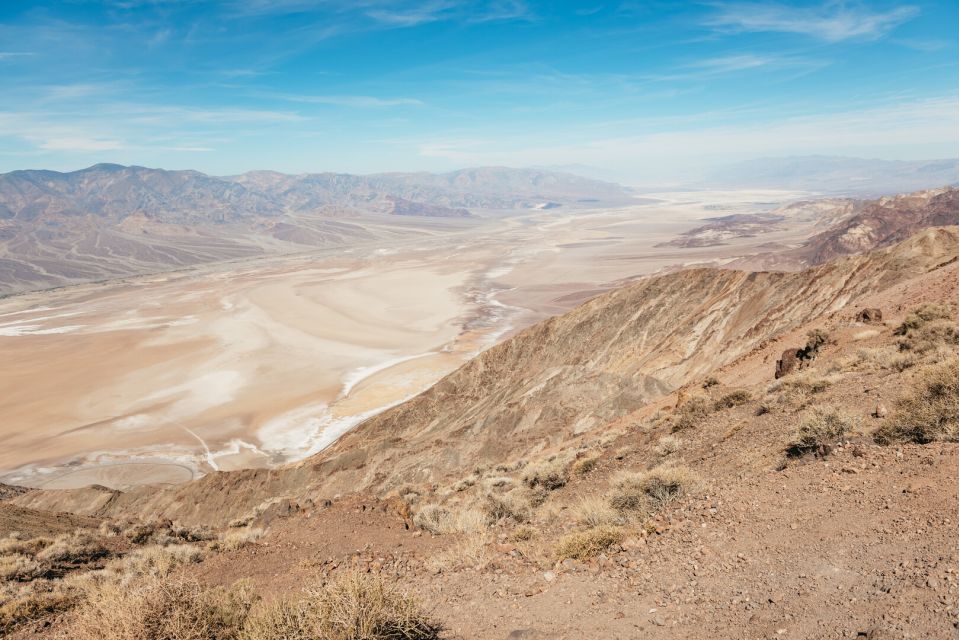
282, 94, 424, 108
708, 2, 919, 42
0, 52, 36, 61
37, 137, 124, 152
691, 54, 781, 72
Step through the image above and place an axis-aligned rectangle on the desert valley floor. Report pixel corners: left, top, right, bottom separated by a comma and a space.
0, 190, 813, 490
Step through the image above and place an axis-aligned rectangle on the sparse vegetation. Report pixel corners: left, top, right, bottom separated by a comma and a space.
702, 376, 720, 389
787, 406, 855, 456
572, 496, 621, 528
875, 358, 959, 444
653, 435, 682, 457
211, 527, 264, 552
481, 492, 530, 525
610, 465, 700, 513
571, 454, 599, 476
521, 456, 570, 491
673, 397, 710, 431
68, 575, 255, 640
555, 527, 624, 560
713, 389, 751, 410
242, 572, 442, 640
35, 533, 109, 565
894, 303, 952, 335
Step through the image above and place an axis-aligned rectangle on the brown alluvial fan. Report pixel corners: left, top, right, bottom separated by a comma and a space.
4, 194, 959, 637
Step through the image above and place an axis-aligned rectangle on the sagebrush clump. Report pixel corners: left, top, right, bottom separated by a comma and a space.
875, 358, 959, 444
787, 406, 854, 456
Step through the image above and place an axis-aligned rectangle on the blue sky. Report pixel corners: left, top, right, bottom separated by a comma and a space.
0, 1, 957, 182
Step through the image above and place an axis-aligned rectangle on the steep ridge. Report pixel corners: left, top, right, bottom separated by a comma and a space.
798, 187, 959, 264
11, 227, 959, 526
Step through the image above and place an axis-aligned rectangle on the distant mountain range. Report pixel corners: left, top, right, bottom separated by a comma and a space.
708, 156, 959, 195
0, 164, 631, 295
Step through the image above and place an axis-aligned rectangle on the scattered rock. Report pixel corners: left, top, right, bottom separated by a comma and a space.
873, 403, 889, 418
857, 308, 883, 324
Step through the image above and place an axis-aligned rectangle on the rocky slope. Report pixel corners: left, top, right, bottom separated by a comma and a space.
11, 227, 959, 529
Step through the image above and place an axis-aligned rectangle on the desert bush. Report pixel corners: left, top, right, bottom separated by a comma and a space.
483, 476, 513, 490
110, 545, 206, 582
805, 329, 830, 354
509, 527, 535, 542
122, 522, 158, 545
895, 303, 952, 335
0, 584, 78, 633
555, 527, 624, 560
786, 406, 854, 456
571, 455, 599, 476
702, 376, 720, 389
0, 554, 46, 582
610, 465, 700, 513
0, 535, 52, 558
897, 319, 959, 354
768, 371, 835, 396
211, 528, 264, 552
242, 571, 441, 640
36, 533, 109, 565
572, 496, 621, 528
67, 574, 255, 640
481, 492, 529, 525
521, 457, 570, 491
713, 389, 752, 410
413, 504, 488, 535
875, 359, 959, 444
426, 535, 490, 573
673, 397, 710, 431
653, 435, 682, 457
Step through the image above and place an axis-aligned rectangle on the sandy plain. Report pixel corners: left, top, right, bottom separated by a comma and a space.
0, 190, 817, 489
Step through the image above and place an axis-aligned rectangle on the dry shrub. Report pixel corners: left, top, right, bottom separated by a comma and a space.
211, 528, 264, 552
1, 585, 78, 633
702, 376, 720, 389
875, 358, 959, 444
0, 536, 52, 558
571, 455, 599, 477
572, 496, 621, 528
673, 397, 710, 431
483, 476, 513, 490
610, 465, 700, 513
555, 527, 624, 560
713, 389, 752, 410
787, 406, 854, 456
653, 435, 682, 457
111, 545, 206, 582
853, 329, 881, 341
0, 554, 45, 582
413, 505, 487, 535
509, 527, 535, 542
895, 303, 952, 335
521, 457, 570, 491
898, 319, 959, 355
66, 574, 255, 640
768, 371, 835, 396
481, 492, 529, 525
241, 572, 441, 640
36, 533, 109, 565
426, 535, 490, 573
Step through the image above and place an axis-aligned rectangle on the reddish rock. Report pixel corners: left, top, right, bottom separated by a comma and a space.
857, 308, 883, 324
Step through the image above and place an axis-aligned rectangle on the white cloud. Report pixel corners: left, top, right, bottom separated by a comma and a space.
282, 95, 424, 108
709, 2, 919, 42
37, 137, 124, 151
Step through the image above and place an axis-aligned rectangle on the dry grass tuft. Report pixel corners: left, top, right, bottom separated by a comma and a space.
67, 575, 255, 640
653, 435, 682, 457
673, 397, 710, 431
426, 535, 491, 573
210, 528, 264, 552
787, 406, 855, 456
241, 572, 441, 640
610, 465, 701, 513
875, 358, 959, 444
713, 390, 752, 410
481, 492, 529, 525
895, 303, 953, 335
555, 527, 624, 560
35, 533, 108, 565
521, 457, 570, 491
571, 455, 600, 477
571, 496, 621, 528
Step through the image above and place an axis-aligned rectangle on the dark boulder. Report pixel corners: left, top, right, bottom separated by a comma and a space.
775, 348, 801, 379
857, 308, 883, 324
